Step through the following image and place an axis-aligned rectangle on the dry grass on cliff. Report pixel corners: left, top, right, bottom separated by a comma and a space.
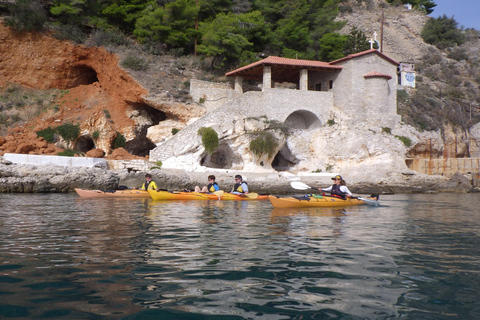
0, 84, 61, 135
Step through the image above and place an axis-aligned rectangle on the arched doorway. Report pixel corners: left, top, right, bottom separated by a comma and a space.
284, 110, 321, 129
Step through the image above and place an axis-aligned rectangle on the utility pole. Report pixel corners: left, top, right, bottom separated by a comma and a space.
380, 12, 384, 53
194, 0, 199, 57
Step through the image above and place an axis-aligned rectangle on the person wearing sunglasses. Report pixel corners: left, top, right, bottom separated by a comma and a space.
230, 174, 249, 195
319, 175, 352, 199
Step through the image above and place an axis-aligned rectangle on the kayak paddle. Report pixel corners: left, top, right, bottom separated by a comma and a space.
290, 181, 379, 206
243, 192, 258, 199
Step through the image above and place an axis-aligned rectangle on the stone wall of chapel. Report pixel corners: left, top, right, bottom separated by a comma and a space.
332, 54, 398, 122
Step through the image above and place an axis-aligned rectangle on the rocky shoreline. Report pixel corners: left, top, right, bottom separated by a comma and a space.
1, 156, 478, 195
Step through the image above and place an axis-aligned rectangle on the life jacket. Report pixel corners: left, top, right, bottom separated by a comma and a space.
142, 181, 157, 190
142, 181, 151, 190
233, 181, 247, 193
207, 182, 219, 192
330, 184, 346, 199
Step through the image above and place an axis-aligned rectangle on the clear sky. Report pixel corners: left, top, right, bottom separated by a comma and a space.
429, 0, 480, 30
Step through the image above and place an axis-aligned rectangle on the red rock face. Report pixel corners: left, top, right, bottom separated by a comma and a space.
0, 24, 147, 159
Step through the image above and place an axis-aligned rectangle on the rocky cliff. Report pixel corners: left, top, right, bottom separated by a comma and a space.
0, 23, 206, 158
1, 0, 480, 193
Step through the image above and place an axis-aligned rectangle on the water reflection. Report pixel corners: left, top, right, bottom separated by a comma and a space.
0, 193, 479, 319
137, 200, 406, 318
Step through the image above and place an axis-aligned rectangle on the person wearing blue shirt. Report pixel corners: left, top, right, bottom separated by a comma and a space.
230, 175, 248, 195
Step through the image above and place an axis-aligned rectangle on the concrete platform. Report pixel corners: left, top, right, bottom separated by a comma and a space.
3, 153, 108, 169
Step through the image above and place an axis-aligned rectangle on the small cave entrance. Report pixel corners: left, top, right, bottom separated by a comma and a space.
272, 145, 299, 171
200, 143, 240, 169
74, 135, 96, 153
284, 110, 321, 129
124, 103, 168, 157
69, 65, 99, 87
125, 131, 157, 157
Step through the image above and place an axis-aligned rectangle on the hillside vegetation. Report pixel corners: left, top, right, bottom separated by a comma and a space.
0, 0, 480, 155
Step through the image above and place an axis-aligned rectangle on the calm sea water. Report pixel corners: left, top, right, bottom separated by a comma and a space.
1, 193, 479, 319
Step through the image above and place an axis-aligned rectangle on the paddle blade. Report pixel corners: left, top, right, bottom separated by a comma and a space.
358, 197, 380, 206
290, 181, 313, 190
243, 193, 258, 199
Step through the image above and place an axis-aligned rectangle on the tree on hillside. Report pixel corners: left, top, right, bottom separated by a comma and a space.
421, 14, 466, 49
197, 11, 270, 69
101, 0, 148, 33
134, 0, 199, 54
318, 33, 347, 62
343, 26, 371, 56
5, 0, 47, 32
251, 0, 345, 60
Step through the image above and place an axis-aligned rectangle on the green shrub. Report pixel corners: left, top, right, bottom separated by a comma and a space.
264, 119, 290, 138
447, 48, 469, 62
36, 127, 56, 143
249, 132, 278, 159
197, 127, 219, 155
171, 128, 180, 135
52, 24, 87, 44
57, 149, 75, 157
113, 133, 126, 149
395, 135, 412, 147
381, 127, 392, 134
421, 15, 466, 49
103, 110, 111, 119
56, 123, 80, 142
92, 130, 100, 140
90, 28, 131, 47
4, 0, 47, 32
397, 89, 409, 103
150, 161, 162, 170
121, 55, 148, 71
327, 119, 336, 126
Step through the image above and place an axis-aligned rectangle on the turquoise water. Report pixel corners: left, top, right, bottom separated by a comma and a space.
0, 193, 479, 319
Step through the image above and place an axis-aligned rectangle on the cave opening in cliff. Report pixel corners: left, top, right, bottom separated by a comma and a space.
284, 110, 321, 129
74, 135, 95, 153
124, 103, 167, 157
272, 145, 299, 171
200, 143, 240, 169
70, 65, 99, 87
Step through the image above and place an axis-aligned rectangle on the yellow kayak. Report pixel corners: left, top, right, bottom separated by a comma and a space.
268, 195, 378, 208
148, 189, 212, 200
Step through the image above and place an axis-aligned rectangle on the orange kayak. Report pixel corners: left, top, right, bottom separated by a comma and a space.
75, 188, 150, 198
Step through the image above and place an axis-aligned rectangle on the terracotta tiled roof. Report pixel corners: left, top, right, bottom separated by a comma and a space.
329, 49, 399, 66
363, 71, 392, 80
225, 56, 342, 82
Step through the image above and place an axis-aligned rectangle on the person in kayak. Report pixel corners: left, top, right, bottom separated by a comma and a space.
140, 174, 158, 190
319, 175, 352, 199
230, 175, 249, 195
194, 175, 220, 193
